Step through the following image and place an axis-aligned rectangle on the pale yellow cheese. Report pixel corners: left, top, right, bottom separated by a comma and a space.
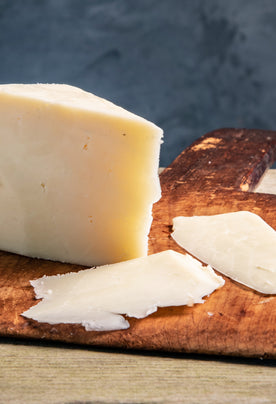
0, 84, 163, 265
172, 211, 276, 294
254, 169, 276, 195
22, 250, 224, 331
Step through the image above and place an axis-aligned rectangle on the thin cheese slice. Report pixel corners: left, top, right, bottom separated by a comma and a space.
22, 250, 224, 331
172, 211, 276, 294
254, 169, 276, 195
0, 84, 163, 266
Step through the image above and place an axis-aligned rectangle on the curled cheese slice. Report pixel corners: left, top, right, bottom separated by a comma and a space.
172, 211, 276, 294
22, 250, 224, 331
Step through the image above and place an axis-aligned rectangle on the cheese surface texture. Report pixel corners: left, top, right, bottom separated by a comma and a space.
0, 84, 163, 265
172, 211, 276, 294
22, 250, 224, 331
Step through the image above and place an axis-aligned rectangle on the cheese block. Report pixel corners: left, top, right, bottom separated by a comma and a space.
22, 250, 225, 331
172, 211, 276, 294
0, 84, 163, 266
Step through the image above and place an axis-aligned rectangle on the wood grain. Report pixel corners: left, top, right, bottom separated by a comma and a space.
0, 128, 275, 358
1, 340, 275, 404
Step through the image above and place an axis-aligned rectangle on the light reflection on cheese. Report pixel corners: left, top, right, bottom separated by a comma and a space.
22, 250, 224, 331
172, 211, 276, 294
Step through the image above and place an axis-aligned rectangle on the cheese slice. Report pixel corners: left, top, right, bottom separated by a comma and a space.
254, 169, 276, 195
172, 211, 276, 294
0, 84, 163, 266
22, 250, 224, 331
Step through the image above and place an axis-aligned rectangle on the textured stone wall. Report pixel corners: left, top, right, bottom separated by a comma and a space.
0, 0, 276, 166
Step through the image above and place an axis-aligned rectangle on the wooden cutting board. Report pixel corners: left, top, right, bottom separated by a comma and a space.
0, 128, 275, 358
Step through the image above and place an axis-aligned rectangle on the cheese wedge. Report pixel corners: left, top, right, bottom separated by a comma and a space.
22, 250, 224, 331
172, 211, 276, 294
0, 84, 163, 265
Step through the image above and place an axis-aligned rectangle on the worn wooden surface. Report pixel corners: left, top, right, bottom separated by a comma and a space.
0, 337, 275, 404
0, 128, 276, 358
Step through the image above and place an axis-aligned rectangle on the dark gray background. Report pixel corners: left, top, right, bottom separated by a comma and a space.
0, 0, 276, 166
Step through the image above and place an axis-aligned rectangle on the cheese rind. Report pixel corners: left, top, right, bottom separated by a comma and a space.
22, 250, 224, 331
172, 211, 276, 294
0, 84, 163, 265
